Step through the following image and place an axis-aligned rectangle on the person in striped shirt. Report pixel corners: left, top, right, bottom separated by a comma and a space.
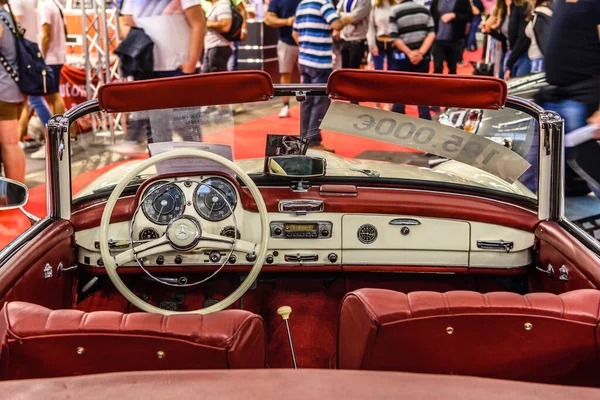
292, 0, 345, 150
389, 0, 435, 119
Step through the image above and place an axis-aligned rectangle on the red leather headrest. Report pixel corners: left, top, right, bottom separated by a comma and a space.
98, 71, 274, 113
327, 69, 508, 110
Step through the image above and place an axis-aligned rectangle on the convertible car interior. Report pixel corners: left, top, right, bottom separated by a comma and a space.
1, 70, 600, 392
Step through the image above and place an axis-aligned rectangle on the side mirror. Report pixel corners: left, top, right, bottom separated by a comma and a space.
0, 178, 28, 210
267, 156, 326, 178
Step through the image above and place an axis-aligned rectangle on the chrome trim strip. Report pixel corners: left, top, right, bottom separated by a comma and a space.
547, 113, 565, 221
559, 218, 600, 256
72, 195, 136, 215
278, 199, 324, 213
389, 218, 421, 226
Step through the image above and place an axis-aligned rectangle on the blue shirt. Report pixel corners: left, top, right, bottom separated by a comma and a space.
293, 0, 340, 69
268, 0, 302, 46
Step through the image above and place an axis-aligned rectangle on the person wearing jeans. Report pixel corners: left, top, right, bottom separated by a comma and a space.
466, 0, 483, 51
293, 0, 344, 150
34, 0, 67, 159
389, 0, 436, 119
298, 66, 332, 146
367, 0, 394, 71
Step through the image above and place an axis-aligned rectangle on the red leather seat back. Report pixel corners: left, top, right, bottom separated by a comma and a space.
0, 302, 266, 380
338, 289, 600, 386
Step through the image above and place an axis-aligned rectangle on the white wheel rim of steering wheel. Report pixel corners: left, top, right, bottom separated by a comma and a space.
99, 149, 269, 315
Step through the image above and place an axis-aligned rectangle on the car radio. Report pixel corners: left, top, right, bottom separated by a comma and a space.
270, 221, 333, 239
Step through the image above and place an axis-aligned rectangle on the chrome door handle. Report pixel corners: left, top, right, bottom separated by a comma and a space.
535, 264, 554, 278
278, 200, 324, 214
559, 265, 569, 282
476, 240, 514, 252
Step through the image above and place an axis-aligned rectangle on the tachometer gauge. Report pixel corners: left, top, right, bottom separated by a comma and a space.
194, 178, 237, 221
141, 182, 185, 225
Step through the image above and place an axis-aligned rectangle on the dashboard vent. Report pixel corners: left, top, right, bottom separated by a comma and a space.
357, 224, 378, 244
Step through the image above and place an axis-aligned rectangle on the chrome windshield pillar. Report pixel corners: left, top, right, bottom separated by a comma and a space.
46, 114, 72, 220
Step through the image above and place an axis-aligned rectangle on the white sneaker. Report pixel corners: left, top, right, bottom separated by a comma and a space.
279, 105, 290, 118
30, 145, 46, 159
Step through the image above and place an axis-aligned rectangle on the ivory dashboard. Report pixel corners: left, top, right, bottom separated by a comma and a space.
73, 175, 536, 274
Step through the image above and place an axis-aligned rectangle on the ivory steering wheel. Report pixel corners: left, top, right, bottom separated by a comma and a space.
99, 149, 269, 315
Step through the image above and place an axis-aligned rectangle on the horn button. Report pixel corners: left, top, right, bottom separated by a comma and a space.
166, 216, 202, 251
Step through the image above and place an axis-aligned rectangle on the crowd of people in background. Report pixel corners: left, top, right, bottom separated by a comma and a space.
0, 0, 599, 186
0, 0, 66, 184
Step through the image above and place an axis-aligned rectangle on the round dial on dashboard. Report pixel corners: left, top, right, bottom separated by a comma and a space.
194, 177, 238, 222
139, 227, 160, 240
220, 226, 241, 239
141, 182, 186, 225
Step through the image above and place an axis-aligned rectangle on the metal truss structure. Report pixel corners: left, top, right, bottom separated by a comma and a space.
80, 0, 123, 143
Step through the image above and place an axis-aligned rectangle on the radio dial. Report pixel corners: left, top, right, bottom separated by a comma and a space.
321, 229, 330, 237
274, 227, 283, 236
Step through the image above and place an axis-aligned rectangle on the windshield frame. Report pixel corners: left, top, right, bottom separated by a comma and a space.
59, 85, 546, 217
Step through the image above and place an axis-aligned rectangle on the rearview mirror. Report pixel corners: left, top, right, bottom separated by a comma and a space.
267, 156, 326, 178
0, 178, 28, 210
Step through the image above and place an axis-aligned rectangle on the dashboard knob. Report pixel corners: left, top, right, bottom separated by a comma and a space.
321, 229, 330, 237
228, 254, 237, 264
209, 251, 222, 263
401, 227, 410, 236
174, 255, 183, 265
274, 227, 283, 236
156, 255, 164, 265
246, 253, 257, 262
328, 253, 338, 263
266, 254, 274, 264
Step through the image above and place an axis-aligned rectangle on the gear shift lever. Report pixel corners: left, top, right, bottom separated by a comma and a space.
277, 305, 297, 369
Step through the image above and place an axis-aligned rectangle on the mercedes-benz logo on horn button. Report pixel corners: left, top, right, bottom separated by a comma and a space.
167, 216, 201, 251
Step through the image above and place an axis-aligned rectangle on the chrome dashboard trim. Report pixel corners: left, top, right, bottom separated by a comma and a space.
389, 218, 421, 226
278, 199, 324, 214
71, 195, 136, 215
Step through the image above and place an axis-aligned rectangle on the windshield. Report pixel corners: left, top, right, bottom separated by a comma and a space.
70, 93, 539, 203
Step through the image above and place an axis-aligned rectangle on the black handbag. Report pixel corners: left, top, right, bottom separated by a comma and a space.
0, 8, 57, 96
221, 0, 244, 42
114, 27, 154, 81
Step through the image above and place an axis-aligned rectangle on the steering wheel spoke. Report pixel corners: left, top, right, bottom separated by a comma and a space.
198, 232, 258, 254
113, 236, 170, 267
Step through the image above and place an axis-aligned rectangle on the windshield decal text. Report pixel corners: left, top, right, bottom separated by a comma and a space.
320, 102, 530, 183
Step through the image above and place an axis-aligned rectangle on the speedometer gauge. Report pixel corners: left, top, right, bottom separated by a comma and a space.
141, 182, 185, 225
194, 178, 237, 221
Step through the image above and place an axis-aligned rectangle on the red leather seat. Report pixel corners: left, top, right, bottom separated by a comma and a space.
338, 289, 600, 386
0, 302, 266, 380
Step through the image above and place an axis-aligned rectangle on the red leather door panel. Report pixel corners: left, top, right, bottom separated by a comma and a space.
0, 220, 76, 310
532, 222, 600, 293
